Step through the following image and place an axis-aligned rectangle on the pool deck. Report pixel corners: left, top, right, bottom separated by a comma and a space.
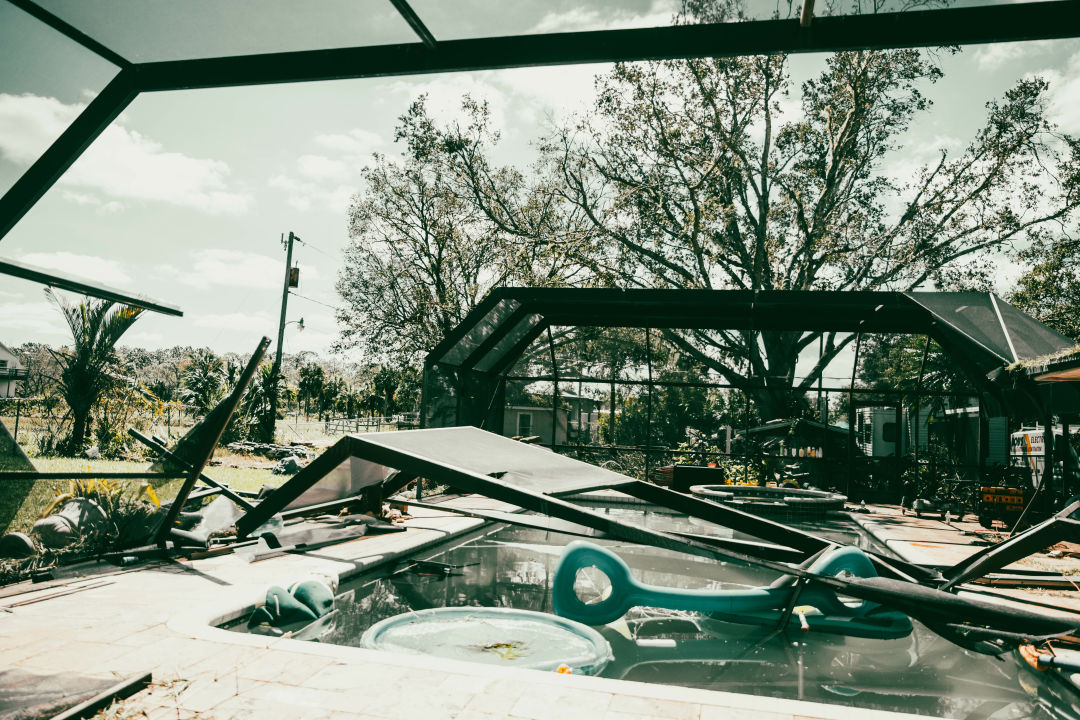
2, 499, 1076, 720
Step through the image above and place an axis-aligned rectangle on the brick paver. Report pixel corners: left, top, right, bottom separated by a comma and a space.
1, 500, 939, 719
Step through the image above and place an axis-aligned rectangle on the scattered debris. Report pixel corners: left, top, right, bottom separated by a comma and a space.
247, 578, 335, 628
31, 498, 108, 549
0, 532, 35, 559
271, 455, 306, 475
226, 441, 316, 460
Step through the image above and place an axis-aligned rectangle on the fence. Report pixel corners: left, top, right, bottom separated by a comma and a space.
324, 413, 420, 435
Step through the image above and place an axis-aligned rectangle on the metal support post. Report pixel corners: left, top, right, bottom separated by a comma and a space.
645, 327, 653, 482
12, 398, 20, 448
848, 331, 863, 498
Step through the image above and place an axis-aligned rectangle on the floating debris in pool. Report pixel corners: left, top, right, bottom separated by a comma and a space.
480, 641, 527, 659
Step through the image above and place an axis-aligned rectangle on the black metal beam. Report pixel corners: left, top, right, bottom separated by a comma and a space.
133, 2, 1080, 92
127, 429, 255, 511
489, 321, 549, 378
0, 471, 185, 480
7, 0, 132, 68
504, 373, 977, 396
235, 435, 354, 537
939, 515, 1080, 591
459, 304, 535, 373
2, 2, 1078, 249
155, 337, 268, 543
226, 424, 1080, 638
0, 256, 183, 316
426, 291, 511, 368
50, 672, 152, 720
251, 432, 1080, 636
0, 71, 138, 242
620, 480, 831, 554
388, 0, 437, 49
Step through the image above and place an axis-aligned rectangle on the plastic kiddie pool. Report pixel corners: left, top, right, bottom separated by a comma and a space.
360, 607, 613, 675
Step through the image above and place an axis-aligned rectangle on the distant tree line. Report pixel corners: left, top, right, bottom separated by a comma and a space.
7, 302, 420, 457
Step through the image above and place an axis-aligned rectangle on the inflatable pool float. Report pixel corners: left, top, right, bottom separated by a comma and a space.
690, 484, 847, 514
552, 541, 911, 639
360, 606, 613, 675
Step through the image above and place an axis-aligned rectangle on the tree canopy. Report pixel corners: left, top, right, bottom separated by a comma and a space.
336, 9, 1079, 419
1010, 237, 1080, 342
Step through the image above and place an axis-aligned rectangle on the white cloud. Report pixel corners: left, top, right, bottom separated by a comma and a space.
120, 331, 163, 347
193, 311, 274, 331
60, 191, 102, 207
972, 44, 1026, 70
269, 128, 384, 211
388, 74, 515, 134
884, 134, 963, 190
20, 251, 132, 285
0, 93, 252, 214
1041, 50, 1080, 134
0, 94, 77, 164
270, 170, 359, 213
972, 40, 1055, 70
531, 1, 677, 33
180, 249, 283, 289
315, 128, 383, 158
296, 154, 350, 183
0, 301, 69, 335
269, 175, 313, 211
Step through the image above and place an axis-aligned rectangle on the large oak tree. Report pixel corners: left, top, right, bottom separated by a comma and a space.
339, 6, 1079, 420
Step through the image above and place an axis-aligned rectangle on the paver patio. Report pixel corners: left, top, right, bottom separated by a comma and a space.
3, 498, 1069, 719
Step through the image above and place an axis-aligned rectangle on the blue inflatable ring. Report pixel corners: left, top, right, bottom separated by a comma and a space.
552, 541, 911, 639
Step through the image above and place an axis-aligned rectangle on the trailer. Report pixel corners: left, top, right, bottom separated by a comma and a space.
854, 406, 933, 458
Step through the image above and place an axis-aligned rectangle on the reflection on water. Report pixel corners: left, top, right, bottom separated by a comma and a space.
241, 506, 1080, 719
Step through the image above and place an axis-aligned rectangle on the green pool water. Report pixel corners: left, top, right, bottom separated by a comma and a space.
233, 505, 1080, 719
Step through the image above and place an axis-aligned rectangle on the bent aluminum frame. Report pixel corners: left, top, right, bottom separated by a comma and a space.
3, 1, 1080, 245
0, 257, 183, 317
233, 426, 1080, 642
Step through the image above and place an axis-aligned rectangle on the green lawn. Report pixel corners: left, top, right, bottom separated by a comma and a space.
0, 412, 373, 535
1, 456, 283, 535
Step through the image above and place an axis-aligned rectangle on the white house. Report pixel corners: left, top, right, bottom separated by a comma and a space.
0, 342, 26, 398
502, 389, 600, 446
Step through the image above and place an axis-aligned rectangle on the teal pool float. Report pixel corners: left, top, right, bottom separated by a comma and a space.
552, 541, 912, 639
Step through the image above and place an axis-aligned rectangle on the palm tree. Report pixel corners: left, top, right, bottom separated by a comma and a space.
46, 290, 144, 454
240, 362, 287, 442
181, 348, 225, 416
297, 363, 325, 417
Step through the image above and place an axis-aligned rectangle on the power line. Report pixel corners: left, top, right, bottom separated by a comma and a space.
292, 235, 333, 259
289, 290, 338, 311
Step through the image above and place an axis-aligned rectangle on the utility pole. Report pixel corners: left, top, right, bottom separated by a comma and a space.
269, 231, 296, 442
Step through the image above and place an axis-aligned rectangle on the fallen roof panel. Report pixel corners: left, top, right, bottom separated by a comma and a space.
346, 426, 638, 496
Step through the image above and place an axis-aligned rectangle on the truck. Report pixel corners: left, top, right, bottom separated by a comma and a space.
977, 425, 1077, 529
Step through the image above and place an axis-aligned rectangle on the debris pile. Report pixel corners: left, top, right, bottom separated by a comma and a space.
225, 441, 315, 460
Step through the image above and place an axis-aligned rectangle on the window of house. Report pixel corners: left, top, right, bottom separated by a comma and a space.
883, 422, 898, 443
0, 360, 7, 369
517, 412, 533, 436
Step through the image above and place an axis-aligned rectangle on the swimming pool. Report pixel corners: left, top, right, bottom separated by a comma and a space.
231, 504, 1079, 719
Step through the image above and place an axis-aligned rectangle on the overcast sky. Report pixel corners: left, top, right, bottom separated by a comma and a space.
0, 0, 1077, 378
